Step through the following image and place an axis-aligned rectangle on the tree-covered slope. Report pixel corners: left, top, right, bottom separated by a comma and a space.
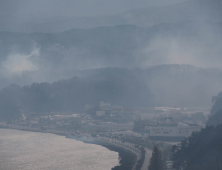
171, 125, 222, 170
0, 70, 154, 120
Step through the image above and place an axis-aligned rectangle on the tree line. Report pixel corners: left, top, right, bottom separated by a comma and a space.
0, 74, 154, 121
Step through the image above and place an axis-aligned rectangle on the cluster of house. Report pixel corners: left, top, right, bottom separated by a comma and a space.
86, 101, 140, 121
143, 108, 207, 141
84, 103, 208, 139
82, 102, 137, 132
15, 102, 209, 141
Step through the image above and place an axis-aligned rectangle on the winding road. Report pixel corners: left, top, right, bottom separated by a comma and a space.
97, 137, 152, 170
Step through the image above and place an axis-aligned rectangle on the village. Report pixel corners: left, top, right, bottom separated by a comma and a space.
0, 101, 210, 169
1, 101, 209, 140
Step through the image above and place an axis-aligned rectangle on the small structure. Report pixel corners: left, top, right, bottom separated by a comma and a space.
96, 111, 105, 117
100, 101, 111, 108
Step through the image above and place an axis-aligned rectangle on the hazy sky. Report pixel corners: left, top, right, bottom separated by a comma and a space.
0, 0, 187, 18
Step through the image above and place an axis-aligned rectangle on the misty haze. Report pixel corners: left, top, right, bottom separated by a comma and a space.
0, 0, 222, 170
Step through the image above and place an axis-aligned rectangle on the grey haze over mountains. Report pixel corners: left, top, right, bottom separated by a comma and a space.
0, 0, 221, 32
0, 0, 187, 17
0, 0, 222, 108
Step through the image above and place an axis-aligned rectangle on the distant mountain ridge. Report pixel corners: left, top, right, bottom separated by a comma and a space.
0, 20, 221, 69
1, 0, 222, 32
0, 21, 222, 82
118, 0, 222, 27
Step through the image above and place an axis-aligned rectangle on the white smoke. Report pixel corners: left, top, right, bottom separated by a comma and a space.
137, 35, 222, 68
1, 48, 39, 77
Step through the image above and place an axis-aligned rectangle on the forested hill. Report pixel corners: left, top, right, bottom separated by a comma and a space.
0, 20, 222, 116
80, 65, 222, 107
0, 71, 154, 120
1, 65, 222, 122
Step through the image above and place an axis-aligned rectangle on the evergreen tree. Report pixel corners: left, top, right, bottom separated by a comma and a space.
135, 147, 146, 170
148, 146, 165, 170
